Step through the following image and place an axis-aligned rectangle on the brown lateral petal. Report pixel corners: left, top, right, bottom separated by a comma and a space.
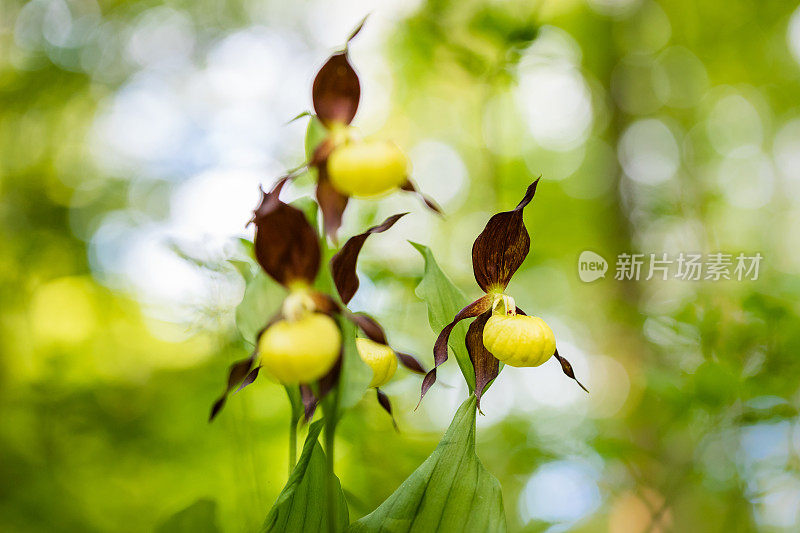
209, 350, 257, 422
253, 187, 320, 286
466, 311, 498, 411
317, 352, 343, 400
345, 312, 387, 344
312, 53, 360, 127
375, 389, 399, 431
418, 294, 494, 405
396, 351, 427, 375
330, 213, 407, 305
554, 349, 589, 393
471, 179, 539, 292
209, 321, 276, 421
235, 366, 261, 393
300, 384, 317, 422
316, 166, 349, 241
401, 179, 443, 214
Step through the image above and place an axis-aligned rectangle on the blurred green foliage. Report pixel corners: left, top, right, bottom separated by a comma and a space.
2, 0, 800, 532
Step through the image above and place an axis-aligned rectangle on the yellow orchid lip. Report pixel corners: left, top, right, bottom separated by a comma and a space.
327, 140, 410, 198
258, 313, 342, 385
482, 314, 556, 368
356, 337, 398, 388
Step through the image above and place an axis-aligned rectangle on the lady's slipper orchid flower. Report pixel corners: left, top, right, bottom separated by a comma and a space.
419, 179, 588, 409
209, 179, 426, 421
304, 20, 441, 239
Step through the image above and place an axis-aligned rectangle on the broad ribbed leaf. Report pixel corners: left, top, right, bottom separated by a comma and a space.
410, 242, 475, 392
263, 420, 349, 532
156, 499, 221, 533
349, 396, 506, 532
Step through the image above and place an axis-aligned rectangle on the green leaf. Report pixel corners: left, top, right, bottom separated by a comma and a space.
263, 420, 349, 532
410, 242, 475, 392
228, 258, 255, 283
156, 499, 221, 533
236, 271, 286, 345
349, 396, 506, 532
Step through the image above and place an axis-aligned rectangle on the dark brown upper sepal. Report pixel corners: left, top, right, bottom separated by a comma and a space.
471, 179, 539, 292
312, 53, 360, 127
253, 184, 321, 287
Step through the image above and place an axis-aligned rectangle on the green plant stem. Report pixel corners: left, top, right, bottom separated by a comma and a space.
322, 394, 340, 533
288, 416, 297, 477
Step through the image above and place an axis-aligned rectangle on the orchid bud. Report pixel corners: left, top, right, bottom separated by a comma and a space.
356, 337, 397, 388
327, 140, 409, 197
258, 313, 341, 384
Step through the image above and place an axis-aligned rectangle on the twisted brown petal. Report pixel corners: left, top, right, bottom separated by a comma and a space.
376, 388, 398, 431
418, 294, 494, 405
209, 320, 277, 421
253, 185, 320, 286
330, 213, 407, 305
471, 179, 539, 292
396, 351, 427, 375
312, 52, 360, 127
345, 312, 387, 344
235, 366, 261, 393
401, 179, 443, 214
554, 349, 589, 393
209, 354, 255, 421
315, 166, 349, 241
466, 311, 498, 411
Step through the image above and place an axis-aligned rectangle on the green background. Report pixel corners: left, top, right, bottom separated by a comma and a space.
3, 0, 800, 531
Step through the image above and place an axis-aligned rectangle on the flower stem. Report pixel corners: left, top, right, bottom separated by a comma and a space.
322, 395, 339, 533
288, 416, 297, 477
